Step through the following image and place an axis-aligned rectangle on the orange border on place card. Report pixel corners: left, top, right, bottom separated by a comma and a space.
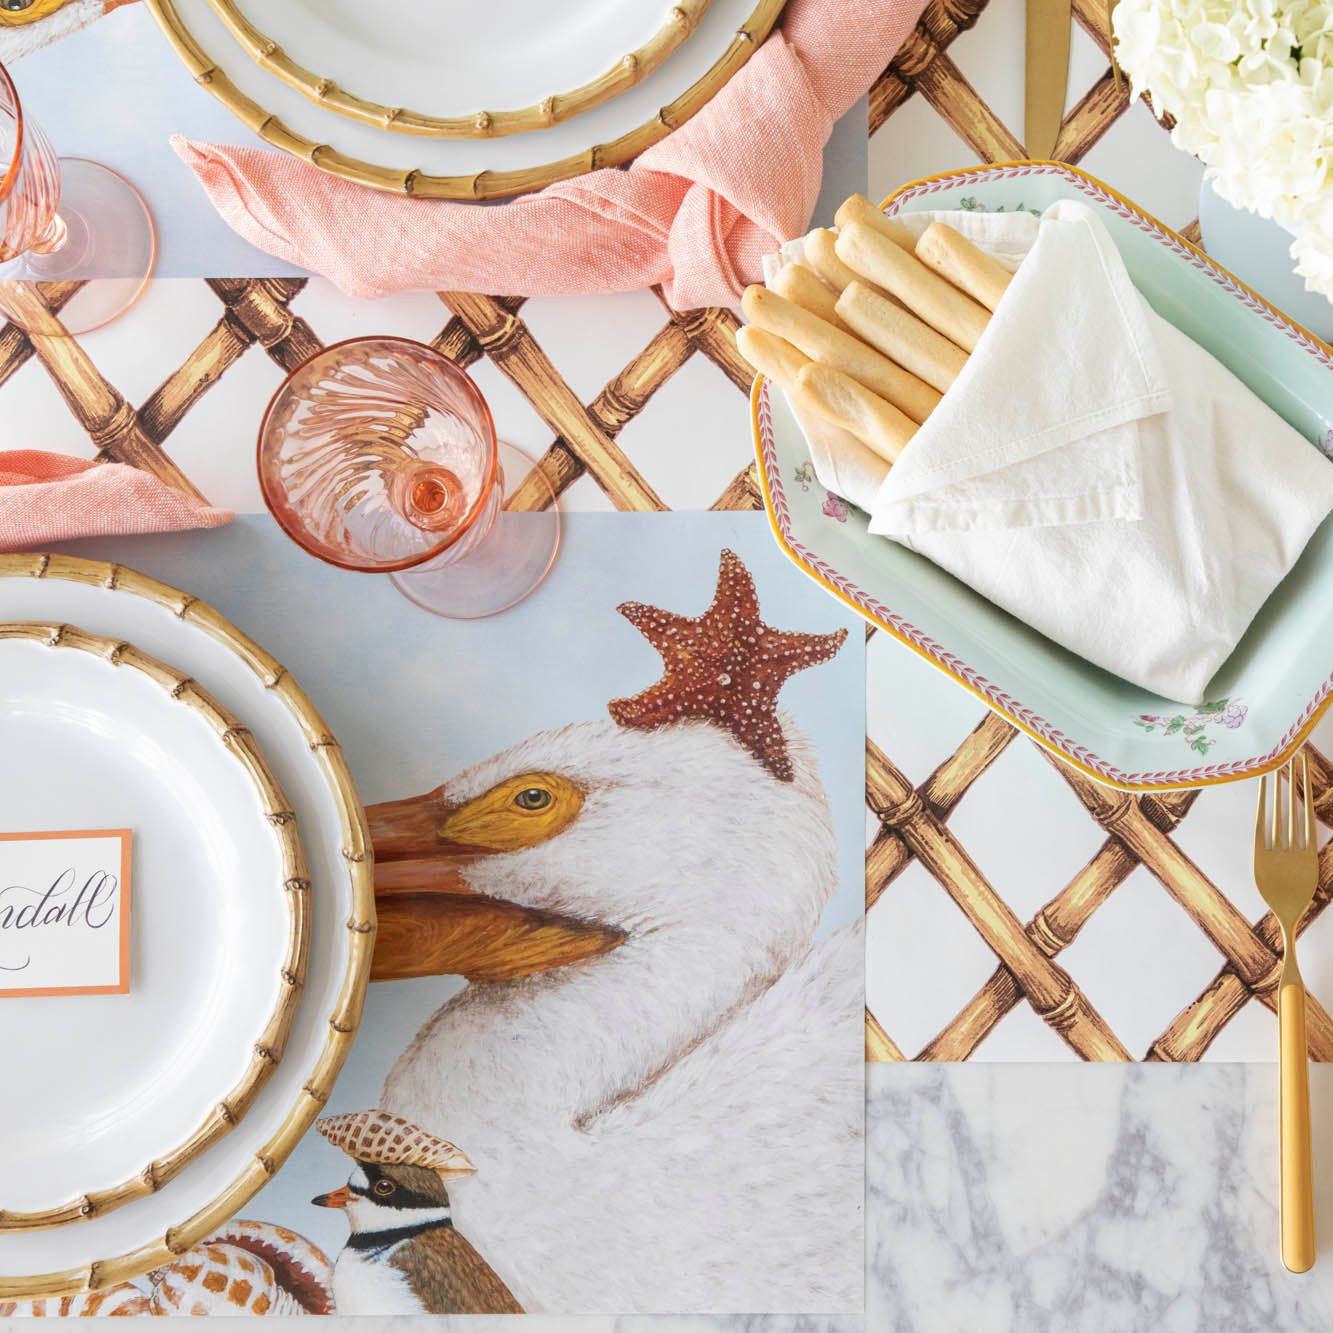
0, 828, 132, 998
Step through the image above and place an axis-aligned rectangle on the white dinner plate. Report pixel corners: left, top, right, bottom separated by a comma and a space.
0, 622, 305, 1230
147, 0, 785, 198
0, 557, 373, 1300
212, 0, 714, 138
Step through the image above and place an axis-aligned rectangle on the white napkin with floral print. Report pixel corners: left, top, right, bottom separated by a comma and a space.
781, 200, 1333, 704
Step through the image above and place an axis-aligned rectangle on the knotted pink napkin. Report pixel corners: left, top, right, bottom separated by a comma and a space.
0, 452, 233, 552
173, 0, 924, 309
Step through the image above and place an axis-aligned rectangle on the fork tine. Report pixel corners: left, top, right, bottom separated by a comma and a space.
1303, 751, 1315, 851
1258, 773, 1271, 851
1288, 757, 1299, 849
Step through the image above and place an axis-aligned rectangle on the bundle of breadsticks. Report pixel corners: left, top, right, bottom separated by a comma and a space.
737, 192, 1014, 471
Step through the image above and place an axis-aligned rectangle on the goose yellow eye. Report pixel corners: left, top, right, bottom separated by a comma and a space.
373, 1179, 396, 1197
439, 772, 584, 852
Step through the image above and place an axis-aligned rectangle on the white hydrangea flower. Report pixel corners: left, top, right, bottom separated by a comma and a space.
1114, 0, 1333, 302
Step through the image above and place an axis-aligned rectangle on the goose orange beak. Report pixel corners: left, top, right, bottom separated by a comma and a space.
366, 789, 626, 985
312, 1185, 350, 1209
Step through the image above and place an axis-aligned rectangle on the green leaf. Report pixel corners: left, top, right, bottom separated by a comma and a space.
1196, 699, 1227, 715
1165, 716, 1186, 734
1191, 737, 1213, 755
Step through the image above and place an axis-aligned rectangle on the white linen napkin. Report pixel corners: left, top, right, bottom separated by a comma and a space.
777, 201, 1333, 704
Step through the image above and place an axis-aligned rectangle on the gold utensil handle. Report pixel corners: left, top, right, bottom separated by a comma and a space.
1280, 981, 1317, 1273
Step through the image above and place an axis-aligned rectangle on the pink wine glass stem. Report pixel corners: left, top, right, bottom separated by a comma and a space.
27, 212, 66, 256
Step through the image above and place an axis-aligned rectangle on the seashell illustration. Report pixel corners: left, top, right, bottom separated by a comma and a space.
0, 1283, 151, 1317
316, 1109, 475, 1175
149, 1219, 333, 1316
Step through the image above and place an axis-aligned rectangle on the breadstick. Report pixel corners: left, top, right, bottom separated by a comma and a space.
833, 194, 916, 252
835, 221, 990, 353
915, 221, 1013, 312
803, 228, 868, 295
791, 362, 916, 464
739, 326, 890, 489
741, 285, 941, 424
770, 262, 848, 331
736, 325, 810, 392
836, 281, 967, 394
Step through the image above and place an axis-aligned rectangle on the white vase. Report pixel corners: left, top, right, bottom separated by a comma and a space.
1197, 176, 1333, 342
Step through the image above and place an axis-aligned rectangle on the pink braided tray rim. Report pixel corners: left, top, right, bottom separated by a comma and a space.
757, 164, 1333, 787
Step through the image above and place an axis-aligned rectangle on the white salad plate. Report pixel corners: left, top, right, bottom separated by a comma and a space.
754, 162, 1333, 792
147, 0, 785, 198
0, 622, 306, 1231
0, 556, 372, 1300
210, 0, 715, 139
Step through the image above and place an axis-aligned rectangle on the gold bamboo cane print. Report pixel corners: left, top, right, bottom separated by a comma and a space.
509, 320, 696, 511
867, 712, 1017, 913
1149, 750, 1333, 1060
0, 283, 204, 500
916, 787, 1198, 1060
138, 279, 320, 444
869, 0, 992, 134
1049, 754, 1333, 1057
866, 1008, 906, 1061
432, 295, 526, 369
437, 291, 667, 513
868, 739, 1131, 1059
1053, 71, 1131, 163
0, 282, 82, 388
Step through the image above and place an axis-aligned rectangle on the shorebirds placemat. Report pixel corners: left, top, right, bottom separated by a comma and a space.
6, 511, 864, 1317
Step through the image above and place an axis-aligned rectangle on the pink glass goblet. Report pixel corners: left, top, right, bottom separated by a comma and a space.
0, 61, 156, 335
258, 336, 561, 620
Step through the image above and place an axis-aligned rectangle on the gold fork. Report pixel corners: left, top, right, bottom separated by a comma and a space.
1255, 754, 1319, 1273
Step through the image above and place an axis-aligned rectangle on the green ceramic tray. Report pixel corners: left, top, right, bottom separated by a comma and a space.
753, 162, 1333, 791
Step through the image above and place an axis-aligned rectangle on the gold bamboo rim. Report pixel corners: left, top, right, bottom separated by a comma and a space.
0, 554, 374, 1299
146, 0, 787, 200
208, 0, 713, 140
0, 620, 309, 1236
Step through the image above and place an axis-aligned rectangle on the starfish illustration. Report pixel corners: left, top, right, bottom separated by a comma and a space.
608, 549, 847, 782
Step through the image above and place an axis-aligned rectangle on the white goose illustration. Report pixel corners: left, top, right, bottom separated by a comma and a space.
363, 550, 862, 1313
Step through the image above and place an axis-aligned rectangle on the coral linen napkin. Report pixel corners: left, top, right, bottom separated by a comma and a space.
171, 0, 926, 310
0, 451, 232, 552
784, 202, 1333, 704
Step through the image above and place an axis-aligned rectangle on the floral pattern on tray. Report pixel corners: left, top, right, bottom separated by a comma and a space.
1133, 698, 1248, 756
793, 462, 849, 524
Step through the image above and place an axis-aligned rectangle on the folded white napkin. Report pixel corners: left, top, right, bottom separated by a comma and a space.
778, 201, 1333, 704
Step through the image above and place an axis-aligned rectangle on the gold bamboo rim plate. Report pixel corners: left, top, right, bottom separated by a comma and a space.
208, 0, 714, 139
146, 0, 786, 200
0, 621, 308, 1235
0, 554, 373, 1300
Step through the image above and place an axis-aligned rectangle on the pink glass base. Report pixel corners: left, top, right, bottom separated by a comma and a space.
0, 158, 155, 335
391, 440, 561, 619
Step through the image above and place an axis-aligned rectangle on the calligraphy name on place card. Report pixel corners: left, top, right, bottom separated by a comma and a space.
0, 829, 131, 997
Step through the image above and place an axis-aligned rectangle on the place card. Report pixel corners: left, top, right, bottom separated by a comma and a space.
0, 829, 131, 997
